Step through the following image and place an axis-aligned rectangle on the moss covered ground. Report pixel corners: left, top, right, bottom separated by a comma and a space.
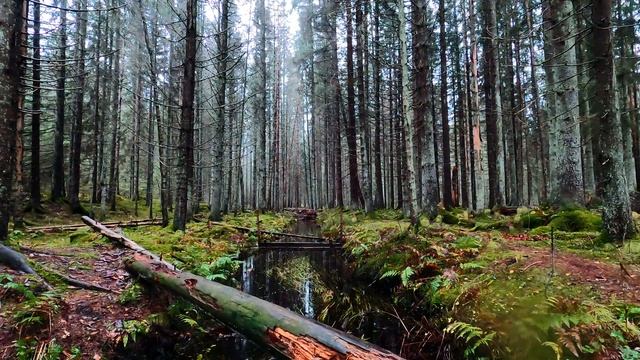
317, 207, 640, 359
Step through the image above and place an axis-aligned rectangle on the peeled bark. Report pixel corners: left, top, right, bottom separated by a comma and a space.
126, 254, 403, 360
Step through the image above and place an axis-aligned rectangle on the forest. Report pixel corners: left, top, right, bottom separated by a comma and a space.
1, 0, 640, 358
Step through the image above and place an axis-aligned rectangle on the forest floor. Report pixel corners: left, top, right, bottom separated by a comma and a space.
1, 201, 640, 359
0, 198, 293, 359
316, 208, 640, 359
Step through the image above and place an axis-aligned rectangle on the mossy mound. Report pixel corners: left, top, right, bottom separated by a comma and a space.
547, 209, 602, 232
516, 210, 548, 229
439, 208, 475, 227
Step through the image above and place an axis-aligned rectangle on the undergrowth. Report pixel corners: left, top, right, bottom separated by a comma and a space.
316, 207, 640, 359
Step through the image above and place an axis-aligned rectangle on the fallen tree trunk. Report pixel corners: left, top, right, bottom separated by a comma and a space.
27, 219, 162, 233
0, 244, 37, 274
126, 254, 403, 360
81, 216, 175, 269
208, 221, 329, 241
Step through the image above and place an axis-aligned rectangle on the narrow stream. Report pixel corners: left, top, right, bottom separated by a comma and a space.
126, 220, 403, 359
208, 220, 344, 359
204, 219, 403, 359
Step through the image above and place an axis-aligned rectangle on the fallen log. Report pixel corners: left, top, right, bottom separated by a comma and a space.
209, 221, 329, 241
0, 244, 38, 274
26, 219, 162, 233
81, 216, 175, 270
126, 254, 403, 360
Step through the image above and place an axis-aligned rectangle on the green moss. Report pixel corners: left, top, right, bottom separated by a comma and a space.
441, 211, 460, 225
547, 209, 602, 232
517, 210, 549, 229
223, 211, 293, 232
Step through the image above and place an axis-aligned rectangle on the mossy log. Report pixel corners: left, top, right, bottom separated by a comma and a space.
81, 216, 175, 269
126, 254, 403, 360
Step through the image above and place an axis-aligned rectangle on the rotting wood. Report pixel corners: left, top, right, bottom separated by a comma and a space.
126, 254, 404, 360
81, 216, 175, 269
26, 218, 162, 233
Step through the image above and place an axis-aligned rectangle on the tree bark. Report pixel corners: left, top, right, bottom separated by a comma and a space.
548, 0, 584, 206
413, 0, 437, 218
30, 0, 42, 210
51, 0, 67, 201
0, 0, 23, 239
591, 0, 635, 241
174, 0, 197, 230
481, 0, 505, 208
439, 0, 453, 209
68, 0, 88, 214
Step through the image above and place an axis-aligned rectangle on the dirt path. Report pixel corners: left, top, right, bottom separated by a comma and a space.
0, 244, 169, 358
504, 238, 640, 303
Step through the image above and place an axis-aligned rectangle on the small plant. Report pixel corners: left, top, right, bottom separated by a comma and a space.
118, 319, 151, 347
194, 255, 241, 285
453, 236, 482, 250
13, 290, 62, 331
445, 321, 496, 358
14, 338, 36, 360
0, 274, 35, 300
118, 283, 143, 304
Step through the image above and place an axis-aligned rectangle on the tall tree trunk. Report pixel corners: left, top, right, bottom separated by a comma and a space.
481, 0, 505, 208
344, 0, 364, 209
173, 0, 197, 230
548, 0, 584, 206
439, 0, 453, 209
372, 0, 384, 209
398, 0, 419, 225
68, 0, 87, 214
356, 0, 372, 212
524, 0, 546, 204
209, 0, 229, 221
51, 0, 67, 201
108, 6, 122, 212
30, 0, 41, 210
413, 0, 437, 218
255, 0, 267, 210
0, 0, 23, 239
91, 12, 102, 204
12, 0, 27, 228
591, 0, 634, 241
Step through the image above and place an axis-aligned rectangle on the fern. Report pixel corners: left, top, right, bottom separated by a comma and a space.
400, 267, 415, 286
444, 321, 495, 358
453, 236, 482, 250
460, 262, 485, 270
379, 269, 400, 280
542, 341, 563, 360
